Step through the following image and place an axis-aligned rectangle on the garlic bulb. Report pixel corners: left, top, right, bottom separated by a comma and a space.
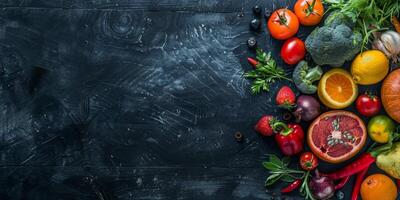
373, 30, 400, 62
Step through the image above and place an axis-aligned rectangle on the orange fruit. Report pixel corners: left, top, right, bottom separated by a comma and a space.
361, 174, 397, 200
307, 110, 367, 163
351, 50, 389, 85
318, 68, 358, 109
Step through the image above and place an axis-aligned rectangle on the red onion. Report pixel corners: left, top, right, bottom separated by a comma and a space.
293, 95, 321, 122
309, 170, 335, 200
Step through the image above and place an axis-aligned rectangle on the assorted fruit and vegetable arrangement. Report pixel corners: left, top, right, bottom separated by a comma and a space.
244, 0, 400, 199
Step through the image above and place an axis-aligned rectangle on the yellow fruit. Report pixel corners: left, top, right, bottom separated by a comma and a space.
318, 69, 358, 109
361, 174, 397, 200
351, 50, 389, 85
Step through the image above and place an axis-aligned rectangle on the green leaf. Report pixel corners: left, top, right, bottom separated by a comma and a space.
323, 0, 340, 4
244, 71, 258, 78
262, 83, 269, 91
265, 173, 282, 186
282, 157, 291, 167
268, 154, 282, 166
262, 161, 281, 171
280, 175, 296, 183
251, 83, 263, 94
244, 49, 290, 95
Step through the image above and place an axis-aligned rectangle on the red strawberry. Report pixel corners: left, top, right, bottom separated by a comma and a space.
255, 115, 275, 136
276, 86, 296, 109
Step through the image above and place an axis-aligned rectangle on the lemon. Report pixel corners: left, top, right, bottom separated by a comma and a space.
351, 50, 389, 85
318, 69, 358, 109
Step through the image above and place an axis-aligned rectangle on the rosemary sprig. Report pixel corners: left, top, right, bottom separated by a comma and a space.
300, 171, 316, 200
244, 48, 291, 94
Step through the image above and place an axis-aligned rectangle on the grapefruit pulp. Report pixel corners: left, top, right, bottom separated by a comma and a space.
307, 110, 367, 163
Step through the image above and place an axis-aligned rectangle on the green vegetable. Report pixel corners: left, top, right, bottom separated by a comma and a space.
263, 155, 315, 200
325, 0, 400, 50
292, 61, 323, 94
244, 49, 291, 94
305, 12, 362, 67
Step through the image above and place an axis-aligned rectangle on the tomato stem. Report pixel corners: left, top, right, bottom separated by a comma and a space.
276, 9, 288, 25
305, 0, 320, 17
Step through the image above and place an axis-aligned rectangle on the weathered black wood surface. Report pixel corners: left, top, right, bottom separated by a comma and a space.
0, 0, 396, 200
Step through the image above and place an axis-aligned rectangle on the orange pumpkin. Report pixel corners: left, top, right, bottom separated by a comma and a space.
381, 69, 400, 123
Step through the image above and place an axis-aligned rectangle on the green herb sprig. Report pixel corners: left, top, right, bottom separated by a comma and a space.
263, 155, 315, 200
244, 49, 291, 94
324, 0, 400, 50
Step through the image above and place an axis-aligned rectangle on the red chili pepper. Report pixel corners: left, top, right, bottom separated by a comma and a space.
281, 179, 302, 193
351, 166, 369, 200
273, 122, 304, 156
247, 57, 259, 68
324, 152, 375, 180
334, 176, 350, 190
397, 179, 400, 191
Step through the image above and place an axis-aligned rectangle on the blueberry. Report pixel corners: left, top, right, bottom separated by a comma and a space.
250, 19, 261, 30
247, 37, 257, 49
264, 8, 272, 20
253, 5, 262, 16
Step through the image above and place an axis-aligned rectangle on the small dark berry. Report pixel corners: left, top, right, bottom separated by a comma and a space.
234, 131, 244, 142
264, 8, 272, 20
253, 5, 262, 16
282, 112, 292, 121
247, 37, 257, 49
250, 19, 261, 30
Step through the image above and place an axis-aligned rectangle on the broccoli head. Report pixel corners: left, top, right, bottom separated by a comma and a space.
305, 12, 362, 67
324, 11, 355, 28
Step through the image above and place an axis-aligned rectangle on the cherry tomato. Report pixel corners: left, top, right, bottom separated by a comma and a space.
280, 37, 305, 65
294, 0, 324, 26
300, 152, 318, 171
356, 93, 381, 117
268, 8, 299, 40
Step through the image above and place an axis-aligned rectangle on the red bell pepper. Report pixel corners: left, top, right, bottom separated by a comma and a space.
272, 121, 304, 156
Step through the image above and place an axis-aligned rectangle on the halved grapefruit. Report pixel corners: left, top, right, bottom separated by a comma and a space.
307, 110, 367, 163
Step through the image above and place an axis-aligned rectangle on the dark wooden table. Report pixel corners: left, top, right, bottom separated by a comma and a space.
0, 0, 396, 199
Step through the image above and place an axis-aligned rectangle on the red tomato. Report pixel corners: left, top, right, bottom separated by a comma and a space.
268, 8, 299, 40
280, 37, 305, 65
300, 152, 318, 171
294, 0, 324, 26
356, 94, 381, 117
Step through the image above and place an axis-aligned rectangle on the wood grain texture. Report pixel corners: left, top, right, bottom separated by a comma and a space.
0, 0, 393, 200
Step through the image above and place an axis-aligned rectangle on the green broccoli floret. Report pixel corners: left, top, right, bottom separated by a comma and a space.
305, 12, 362, 67
324, 11, 355, 28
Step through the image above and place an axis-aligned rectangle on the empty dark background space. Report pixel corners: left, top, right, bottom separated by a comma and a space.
0, 0, 395, 200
